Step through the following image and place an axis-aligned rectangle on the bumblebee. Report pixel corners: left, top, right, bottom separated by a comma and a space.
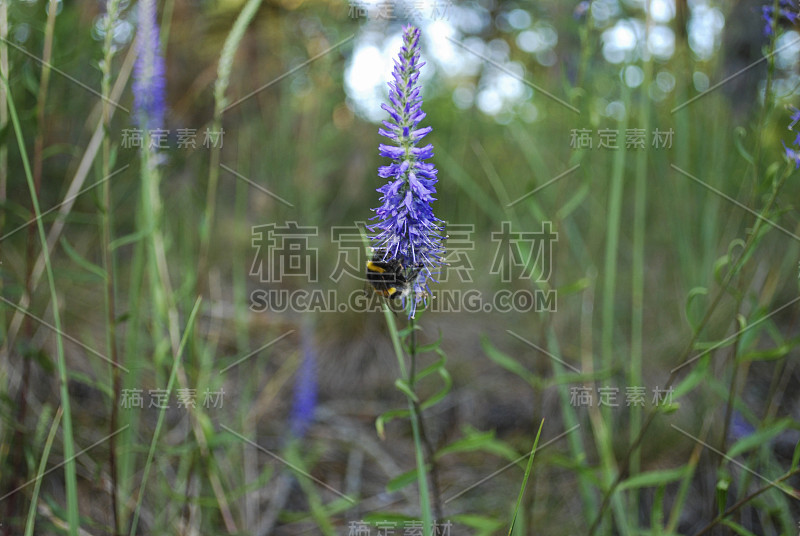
366, 249, 423, 301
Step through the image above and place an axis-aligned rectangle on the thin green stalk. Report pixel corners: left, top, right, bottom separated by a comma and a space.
233, 126, 251, 356
382, 306, 433, 536
750, 0, 781, 204
197, 0, 263, 294
384, 305, 408, 379
129, 297, 203, 536
574, 8, 592, 100
158, 0, 175, 53
118, 237, 146, 533
100, 1, 123, 532
10, 4, 58, 518
0, 0, 6, 224
139, 127, 238, 531
407, 399, 433, 533
408, 316, 443, 522
630, 2, 653, 526
32, 0, 57, 194
0, 0, 8, 344
547, 323, 596, 518
692, 466, 800, 536
589, 166, 794, 535
21, 0, 57, 363
672, 9, 694, 284
4, 78, 79, 536
714, 8, 781, 502
600, 82, 630, 378
508, 419, 544, 536
139, 139, 171, 380
596, 80, 630, 536
718, 321, 744, 468
24, 407, 63, 536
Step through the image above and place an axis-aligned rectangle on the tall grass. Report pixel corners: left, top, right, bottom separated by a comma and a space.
4, 78, 79, 536
2, 1, 800, 534
98, 1, 123, 532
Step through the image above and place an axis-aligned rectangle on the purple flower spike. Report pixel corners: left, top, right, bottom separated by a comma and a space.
133, 0, 166, 132
369, 25, 445, 318
762, 0, 798, 36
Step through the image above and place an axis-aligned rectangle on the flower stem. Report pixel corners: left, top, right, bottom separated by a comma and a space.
408, 316, 443, 523
100, 1, 123, 532
383, 306, 433, 535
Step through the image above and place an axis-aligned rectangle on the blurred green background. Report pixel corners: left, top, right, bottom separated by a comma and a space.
1, 0, 799, 534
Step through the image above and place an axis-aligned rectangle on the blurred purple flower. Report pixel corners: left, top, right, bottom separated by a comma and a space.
788, 105, 800, 129
783, 105, 800, 168
133, 0, 166, 132
369, 25, 445, 318
782, 141, 800, 168
762, 0, 798, 36
729, 411, 755, 442
573, 1, 591, 21
289, 328, 317, 438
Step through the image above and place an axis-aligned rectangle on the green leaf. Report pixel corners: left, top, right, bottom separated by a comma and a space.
672, 353, 709, 399
24, 407, 63, 536
727, 418, 792, 459
555, 276, 591, 297
740, 345, 791, 361
482, 337, 543, 389
545, 369, 611, 387
415, 330, 443, 355
721, 519, 758, 536
394, 379, 418, 402
25, 346, 54, 375
386, 468, 419, 493
713, 239, 745, 284
438, 149, 507, 222
733, 126, 754, 164
414, 351, 446, 384
435, 426, 519, 463
508, 419, 544, 536
420, 366, 452, 411
617, 467, 688, 491
555, 182, 590, 221
375, 408, 410, 440
110, 228, 148, 250
451, 514, 504, 535
362, 512, 418, 524
59, 237, 105, 280
684, 287, 707, 331
694, 338, 737, 352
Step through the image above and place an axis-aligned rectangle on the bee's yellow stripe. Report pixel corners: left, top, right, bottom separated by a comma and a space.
367, 261, 385, 274
387, 287, 397, 296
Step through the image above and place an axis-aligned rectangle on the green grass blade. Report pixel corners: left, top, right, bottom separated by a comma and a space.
508, 419, 544, 536
128, 297, 203, 536
24, 407, 63, 536
4, 77, 79, 536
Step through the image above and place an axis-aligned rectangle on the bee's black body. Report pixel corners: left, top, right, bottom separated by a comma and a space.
365, 249, 423, 300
